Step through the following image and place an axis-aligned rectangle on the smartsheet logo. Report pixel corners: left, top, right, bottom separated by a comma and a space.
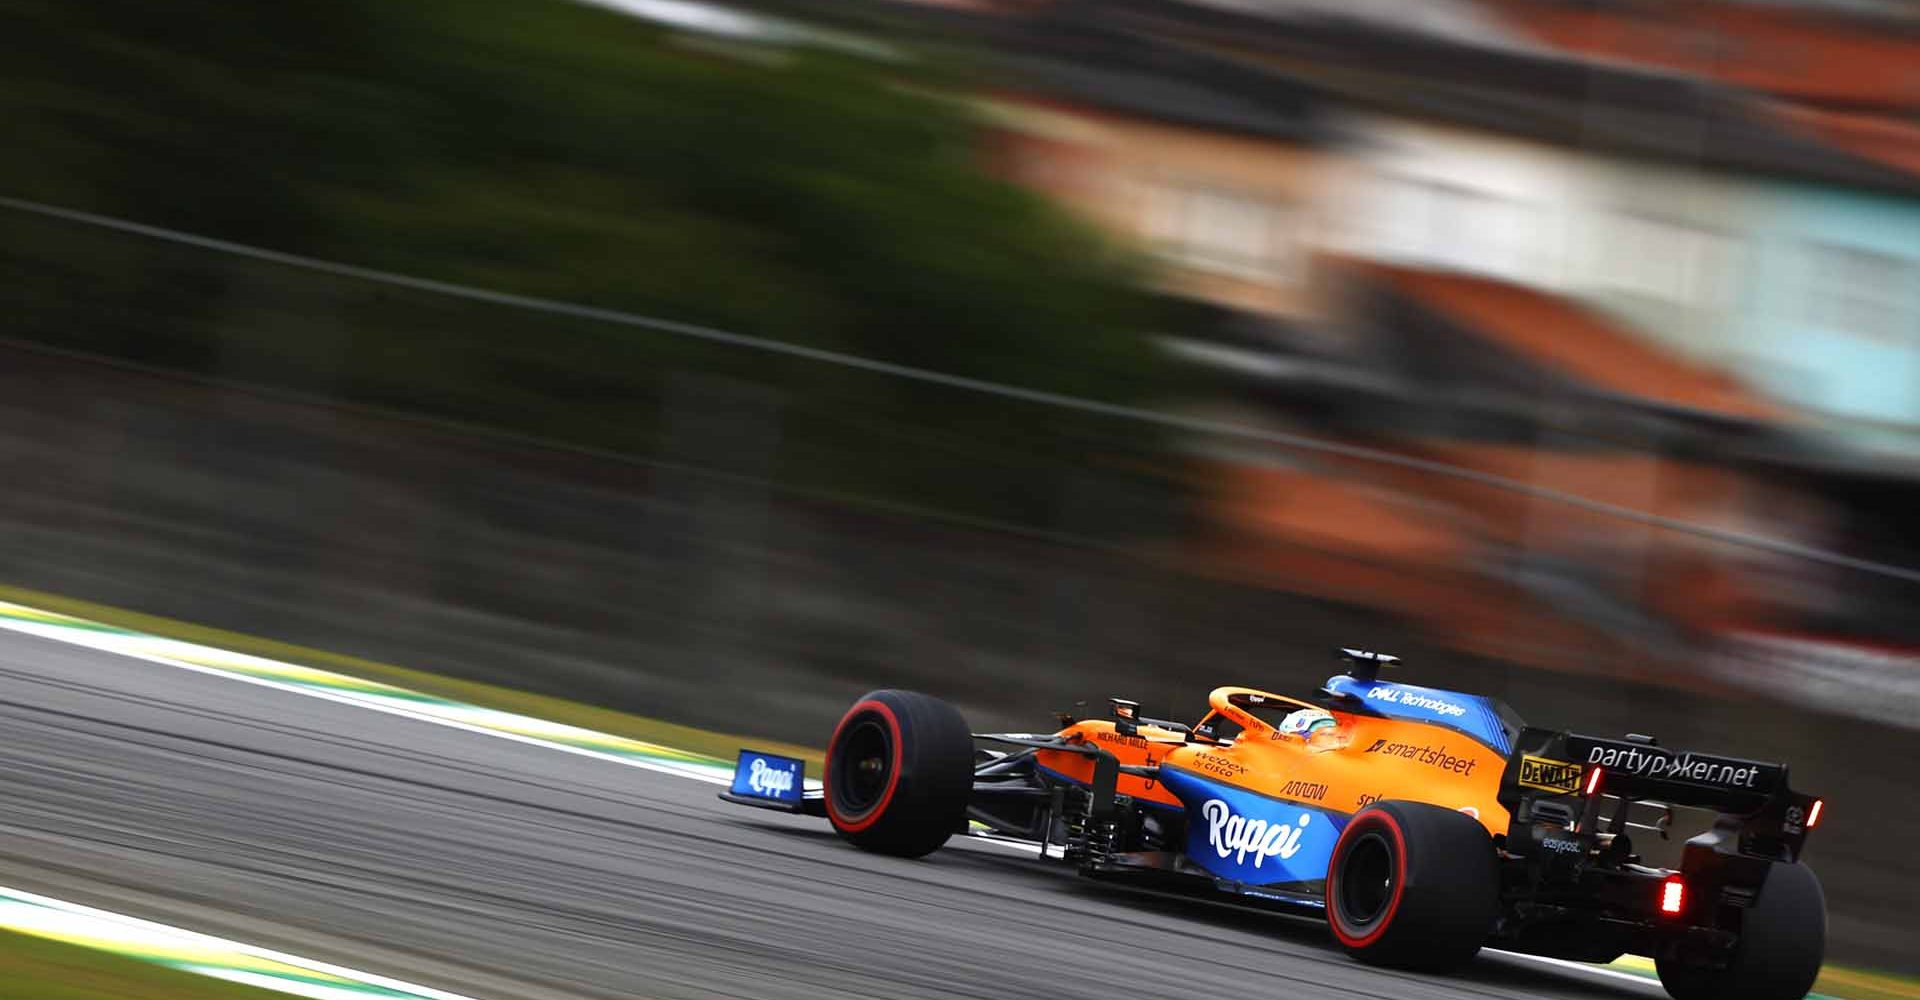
1364, 739, 1478, 776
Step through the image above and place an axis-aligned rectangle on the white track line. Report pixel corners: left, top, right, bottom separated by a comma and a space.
1490, 952, 1664, 990
0, 614, 735, 786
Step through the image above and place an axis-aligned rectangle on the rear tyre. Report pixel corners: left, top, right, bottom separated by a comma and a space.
1325, 801, 1498, 970
824, 689, 973, 858
1656, 862, 1826, 1000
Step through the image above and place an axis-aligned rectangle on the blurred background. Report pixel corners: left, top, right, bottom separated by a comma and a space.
2, 0, 1918, 977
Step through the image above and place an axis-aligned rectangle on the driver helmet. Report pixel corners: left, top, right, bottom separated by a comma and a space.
1277, 708, 1338, 740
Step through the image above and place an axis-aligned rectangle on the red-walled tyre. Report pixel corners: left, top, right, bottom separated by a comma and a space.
824, 689, 973, 858
1325, 801, 1499, 970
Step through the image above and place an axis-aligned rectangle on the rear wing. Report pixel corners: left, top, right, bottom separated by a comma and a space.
1500, 727, 1824, 862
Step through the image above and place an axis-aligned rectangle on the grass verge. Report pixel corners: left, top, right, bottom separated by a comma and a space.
0, 929, 277, 1000
1815, 965, 1920, 1000
1614, 954, 1920, 1000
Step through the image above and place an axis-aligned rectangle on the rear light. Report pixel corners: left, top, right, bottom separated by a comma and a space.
1659, 877, 1686, 916
1584, 766, 1605, 797
1807, 799, 1824, 829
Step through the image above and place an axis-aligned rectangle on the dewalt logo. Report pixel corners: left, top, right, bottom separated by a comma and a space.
1518, 755, 1582, 794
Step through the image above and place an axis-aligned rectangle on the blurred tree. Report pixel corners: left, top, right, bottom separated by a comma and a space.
0, 0, 1169, 528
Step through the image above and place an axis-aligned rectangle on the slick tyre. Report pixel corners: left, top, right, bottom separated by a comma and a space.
1656, 862, 1826, 1000
824, 689, 973, 858
1325, 801, 1499, 970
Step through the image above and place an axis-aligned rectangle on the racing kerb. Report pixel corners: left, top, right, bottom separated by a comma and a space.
0, 598, 1872, 1000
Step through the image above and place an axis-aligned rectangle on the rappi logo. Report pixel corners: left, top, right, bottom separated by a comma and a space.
747, 758, 797, 797
1201, 799, 1313, 869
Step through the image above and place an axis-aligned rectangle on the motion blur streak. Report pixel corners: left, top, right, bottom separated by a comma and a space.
2, 194, 1912, 585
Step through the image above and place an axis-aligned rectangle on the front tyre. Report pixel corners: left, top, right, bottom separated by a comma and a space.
1656, 862, 1826, 1000
824, 689, 973, 858
1325, 801, 1499, 970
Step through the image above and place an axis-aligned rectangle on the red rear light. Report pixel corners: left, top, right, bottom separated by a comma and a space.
1659, 877, 1686, 916
1807, 799, 1824, 829
1584, 766, 1605, 797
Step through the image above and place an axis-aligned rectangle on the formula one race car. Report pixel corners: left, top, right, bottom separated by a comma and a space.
721, 651, 1829, 1000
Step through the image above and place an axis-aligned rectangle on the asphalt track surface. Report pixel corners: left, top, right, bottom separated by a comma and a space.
0, 629, 1666, 1000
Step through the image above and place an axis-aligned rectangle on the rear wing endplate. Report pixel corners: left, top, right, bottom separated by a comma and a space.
1500, 727, 1822, 862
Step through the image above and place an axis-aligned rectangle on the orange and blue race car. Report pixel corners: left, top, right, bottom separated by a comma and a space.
720, 650, 1829, 1000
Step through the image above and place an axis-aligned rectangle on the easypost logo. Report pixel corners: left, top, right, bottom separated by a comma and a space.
1541, 836, 1584, 854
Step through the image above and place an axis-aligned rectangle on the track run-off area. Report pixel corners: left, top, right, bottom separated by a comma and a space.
0, 600, 1851, 1000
